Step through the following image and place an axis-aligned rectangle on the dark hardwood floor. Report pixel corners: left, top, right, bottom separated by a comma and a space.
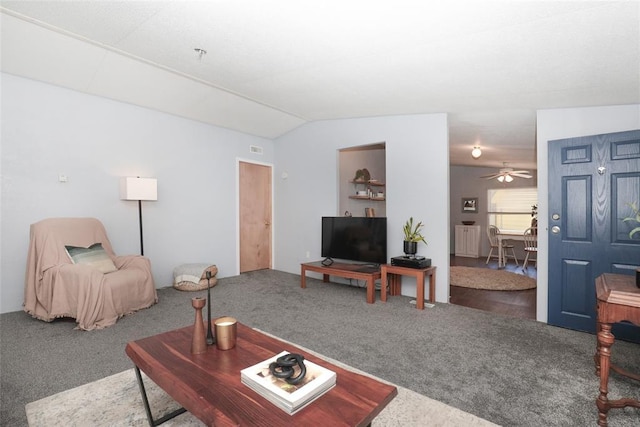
449, 255, 537, 320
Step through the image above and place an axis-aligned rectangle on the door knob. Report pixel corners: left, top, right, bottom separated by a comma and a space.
551, 226, 560, 234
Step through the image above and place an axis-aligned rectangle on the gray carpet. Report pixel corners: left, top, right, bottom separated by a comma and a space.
1, 270, 639, 426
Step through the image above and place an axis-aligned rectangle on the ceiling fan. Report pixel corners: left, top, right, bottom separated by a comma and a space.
481, 163, 533, 182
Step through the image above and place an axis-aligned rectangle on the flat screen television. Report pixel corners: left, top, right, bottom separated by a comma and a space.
321, 217, 387, 265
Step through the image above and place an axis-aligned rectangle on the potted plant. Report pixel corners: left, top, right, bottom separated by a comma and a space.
403, 217, 427, 256
623, 201, 640, 239
531, 204, 538, 228
624, 202, 640, 288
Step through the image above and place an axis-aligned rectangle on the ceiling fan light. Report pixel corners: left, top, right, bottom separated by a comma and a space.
505, 174, 514, 183
497, 175, 504, 182
471, 147, 482, 159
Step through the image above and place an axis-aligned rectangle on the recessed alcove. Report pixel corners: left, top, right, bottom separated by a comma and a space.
338, 143, 386, 217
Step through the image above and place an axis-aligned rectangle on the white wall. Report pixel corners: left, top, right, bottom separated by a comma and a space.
536, 104, 640, 322
274, 115, 450, 303
0, 73, 273, 313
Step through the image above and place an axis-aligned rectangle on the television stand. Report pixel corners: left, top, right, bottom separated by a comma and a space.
300, 261, 381, 304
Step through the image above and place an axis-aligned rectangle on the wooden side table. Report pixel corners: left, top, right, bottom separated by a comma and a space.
380, 264, 436, 310
594, 273, 640, 426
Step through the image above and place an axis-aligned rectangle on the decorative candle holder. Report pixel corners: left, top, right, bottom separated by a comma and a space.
191, 297, 207, 354
214, 316, 237, 350
206, 271, 215, 345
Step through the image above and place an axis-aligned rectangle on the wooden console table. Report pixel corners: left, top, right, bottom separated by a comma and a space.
380, 264, 436, 310
301, 261, 381, 304
594, 273, 640, 426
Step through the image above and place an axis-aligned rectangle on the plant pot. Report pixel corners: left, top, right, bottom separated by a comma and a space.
403, 241, 417, 256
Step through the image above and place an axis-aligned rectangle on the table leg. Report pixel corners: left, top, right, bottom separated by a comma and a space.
416, 271, 425, 310
300, 266, 307, 288
391, 274, 401, 295
366, 277, 375, 304
429, 271, 436, 303
594, 319, 602, 376
381, 268, 388, 302
134, 366, 186, 426
596, 323, 614, 427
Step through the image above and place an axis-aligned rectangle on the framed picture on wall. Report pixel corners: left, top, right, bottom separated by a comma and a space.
462, 197, 478, 213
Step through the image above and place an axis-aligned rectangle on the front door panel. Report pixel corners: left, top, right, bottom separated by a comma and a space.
548, 130, 640, 343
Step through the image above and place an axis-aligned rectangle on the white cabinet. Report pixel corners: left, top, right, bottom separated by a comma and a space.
455, 225, 481, 258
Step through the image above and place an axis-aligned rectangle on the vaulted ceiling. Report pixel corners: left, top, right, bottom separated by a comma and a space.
1, 1, 638, 171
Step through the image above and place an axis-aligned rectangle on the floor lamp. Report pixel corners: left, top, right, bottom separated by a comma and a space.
120, 177, 157, 256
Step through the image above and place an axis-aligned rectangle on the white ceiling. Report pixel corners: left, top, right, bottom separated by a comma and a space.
1, 1, 639, 171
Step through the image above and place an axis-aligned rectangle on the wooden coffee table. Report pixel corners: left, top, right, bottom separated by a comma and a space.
126, 321, 397, 426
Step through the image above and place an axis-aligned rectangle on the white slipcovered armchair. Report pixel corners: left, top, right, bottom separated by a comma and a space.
24, 217, 157, 330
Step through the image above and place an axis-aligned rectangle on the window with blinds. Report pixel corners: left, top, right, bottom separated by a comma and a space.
487, 188, 538, 233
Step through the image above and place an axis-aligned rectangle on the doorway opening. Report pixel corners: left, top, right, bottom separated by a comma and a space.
449, 254, 536, 319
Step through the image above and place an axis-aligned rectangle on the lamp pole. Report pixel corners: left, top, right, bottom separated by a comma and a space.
138, 199, 144, 256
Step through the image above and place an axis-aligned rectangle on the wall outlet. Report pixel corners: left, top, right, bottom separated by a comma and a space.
305, 251, 310, 259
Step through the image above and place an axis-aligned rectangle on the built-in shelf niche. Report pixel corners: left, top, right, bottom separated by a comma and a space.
338, 142, 386, 217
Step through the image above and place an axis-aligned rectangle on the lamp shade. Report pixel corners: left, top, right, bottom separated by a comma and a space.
120, 177, 157, 201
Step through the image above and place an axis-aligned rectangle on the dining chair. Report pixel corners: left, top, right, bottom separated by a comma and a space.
522, 227, 538, 270
486, 225, 519, 266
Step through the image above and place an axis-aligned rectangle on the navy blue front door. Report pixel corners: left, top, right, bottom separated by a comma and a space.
548, 129, 640, 343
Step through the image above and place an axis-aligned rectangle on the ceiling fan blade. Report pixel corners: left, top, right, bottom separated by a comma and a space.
510, 170, 531, 174
480, 173, 501, 179
511, 173, 532, 178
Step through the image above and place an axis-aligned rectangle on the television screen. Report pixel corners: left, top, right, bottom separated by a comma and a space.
321, 217, 387, 265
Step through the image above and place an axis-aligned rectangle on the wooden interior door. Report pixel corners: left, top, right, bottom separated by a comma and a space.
239, 161, 272, 273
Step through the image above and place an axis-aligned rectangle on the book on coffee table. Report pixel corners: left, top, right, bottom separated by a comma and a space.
240, 351, 337, 415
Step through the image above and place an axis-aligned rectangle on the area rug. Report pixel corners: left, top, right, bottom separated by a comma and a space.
26, 359, 497, 427
450, 266, 536, 291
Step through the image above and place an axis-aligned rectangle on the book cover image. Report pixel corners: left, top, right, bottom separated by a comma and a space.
241, 350, 337, 411
257, 363, 320, 393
